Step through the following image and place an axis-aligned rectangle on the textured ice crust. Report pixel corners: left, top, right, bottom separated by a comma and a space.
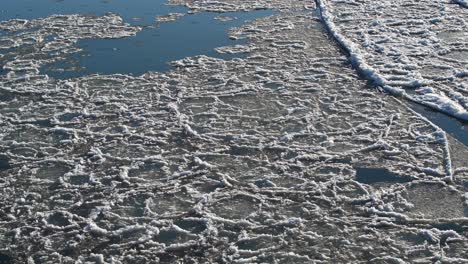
0, 1, 467, 263
168, 0, 315, 12
317, 0, 468, 121
155, 13, 186, 23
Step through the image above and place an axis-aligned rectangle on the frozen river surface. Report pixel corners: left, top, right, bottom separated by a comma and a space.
0, 0, 467, 263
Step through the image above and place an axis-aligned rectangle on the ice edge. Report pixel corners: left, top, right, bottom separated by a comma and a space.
315, 0, 455, 179
316, 0, 468, 122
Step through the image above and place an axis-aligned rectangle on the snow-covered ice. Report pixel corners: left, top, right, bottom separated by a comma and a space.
316, 0, 468, 121
0, 0, 467, 263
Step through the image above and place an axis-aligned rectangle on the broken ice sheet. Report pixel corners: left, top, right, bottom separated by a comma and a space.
0, 0, 467, 263
155, 12, 186, 22
317, 0, 468, 121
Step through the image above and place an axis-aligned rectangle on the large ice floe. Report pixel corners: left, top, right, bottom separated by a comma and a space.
0, 0, 467, 263
316, 0, 468, 121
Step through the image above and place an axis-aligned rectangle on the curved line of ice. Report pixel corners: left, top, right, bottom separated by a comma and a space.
315, 0, 468, 122
315, 0, 454, 179
401, 99, 454, 180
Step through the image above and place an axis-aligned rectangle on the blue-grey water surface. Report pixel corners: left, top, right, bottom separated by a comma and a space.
410, 103, 468, 146
0, 0, 275, 77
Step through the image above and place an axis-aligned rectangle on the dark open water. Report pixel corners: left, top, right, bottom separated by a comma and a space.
0, 0, 275, 77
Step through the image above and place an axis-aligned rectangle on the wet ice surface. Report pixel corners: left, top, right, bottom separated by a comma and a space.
0, 0, 468, 263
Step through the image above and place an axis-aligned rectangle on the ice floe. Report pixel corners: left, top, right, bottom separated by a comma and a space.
316, 0, 468, 121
